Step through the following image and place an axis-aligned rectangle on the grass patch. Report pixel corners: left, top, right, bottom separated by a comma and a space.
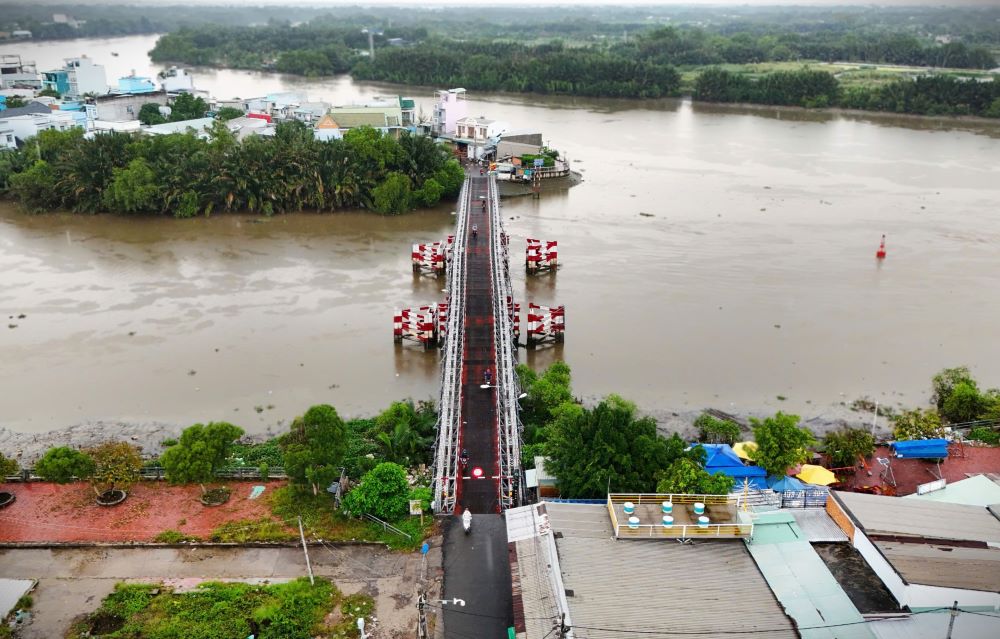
330, 593, 376, 638
153, 529, 201, 543
269, 486, 434, 551
209, 518, 294, 543
69, 578, 340, 639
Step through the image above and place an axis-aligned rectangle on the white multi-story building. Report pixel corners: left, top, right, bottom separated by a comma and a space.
0, 111, 81, 142
0, 54, 41, 90
1, 125, 16, 150
432, 88, 467, 136
159, 67, 194, 93
44, 56, 107, 98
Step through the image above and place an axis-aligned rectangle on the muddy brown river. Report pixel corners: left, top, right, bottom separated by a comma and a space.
2, 36, 1000, 435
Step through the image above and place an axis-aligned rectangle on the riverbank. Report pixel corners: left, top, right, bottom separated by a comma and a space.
0, 400, 887, 465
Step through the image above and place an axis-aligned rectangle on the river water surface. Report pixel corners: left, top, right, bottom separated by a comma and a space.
2, 36, 1000, 435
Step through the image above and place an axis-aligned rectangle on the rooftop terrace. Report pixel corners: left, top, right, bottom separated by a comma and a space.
606, 493, 754, 539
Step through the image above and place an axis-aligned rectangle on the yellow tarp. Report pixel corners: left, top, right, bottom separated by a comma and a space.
796, 464, 837, 486
733, 441, 758, 461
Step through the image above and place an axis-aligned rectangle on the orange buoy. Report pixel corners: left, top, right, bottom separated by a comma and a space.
876, 234, 886, 259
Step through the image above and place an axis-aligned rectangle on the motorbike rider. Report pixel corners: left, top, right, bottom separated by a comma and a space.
484, 369, 492, 386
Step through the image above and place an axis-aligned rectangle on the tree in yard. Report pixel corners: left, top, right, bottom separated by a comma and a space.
87, 442, 143, 495
892, 408, 945, 441
35, 446, 94, 484
545, 394, 693, 498
655, 457, 734, 495
342, 462, 410, 521
161, 422, 245, 493
694, 413, 741, 445
747, 412, 816, 477
0, 452, 19, 477
215, 106, 244, 121
138, 102, 167, 125
822, 427, 875, 469
281, 404, 348, 495
168, 92, 209, 121
4, 96, 27, 109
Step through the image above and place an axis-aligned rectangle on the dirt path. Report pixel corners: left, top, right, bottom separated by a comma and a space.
0, 544, 442, 639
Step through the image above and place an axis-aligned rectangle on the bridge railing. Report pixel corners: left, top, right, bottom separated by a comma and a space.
488, 175, 524, 510
432, 179, 469, 514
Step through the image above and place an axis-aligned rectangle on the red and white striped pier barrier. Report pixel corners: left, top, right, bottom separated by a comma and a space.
526, 303, 565, 346
411, 241, 448, 276
526, 238, 558, 273
393, 305, 437, 349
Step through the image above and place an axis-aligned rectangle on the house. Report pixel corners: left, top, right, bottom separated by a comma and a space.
0, 54, 41, 90
159, 67, 194, 93
0, 110, 81, 143
92, 91, 168, 122
143, 117, 216, 138
399, 96, 415, 126
454, 115, 507, 142
43, 57, 107, 98
328, 97, 405, 129
0, 125, 15, 150
313, 113, 343, 141
829, 490, 1000, 611
116, 75, 157, 94
431, 88, 467, 136
506, 501, 796, 638
225, 116, 274, 141
0, 102, 51, 118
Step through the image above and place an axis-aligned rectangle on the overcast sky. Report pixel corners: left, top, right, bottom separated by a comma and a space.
37, 1, 1000, 7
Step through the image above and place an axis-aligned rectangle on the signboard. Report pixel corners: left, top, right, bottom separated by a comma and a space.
533, 158, 544, 168
916, 478, 947, 494
409, 499, 423, 515
524, 169, 533, 177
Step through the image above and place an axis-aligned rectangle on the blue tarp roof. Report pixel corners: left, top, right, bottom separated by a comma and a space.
891, 438, 949, 459
699, 444, 768, 489
767, 475, 807, 492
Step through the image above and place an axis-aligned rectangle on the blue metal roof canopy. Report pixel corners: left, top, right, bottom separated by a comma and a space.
891, 438, 949, 459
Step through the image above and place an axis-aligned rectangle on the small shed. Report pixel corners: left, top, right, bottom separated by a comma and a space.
532, 456, 559, 498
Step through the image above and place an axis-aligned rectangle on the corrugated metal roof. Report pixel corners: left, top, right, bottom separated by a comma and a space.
877, 542, 1000, 592
834, 491, 1000, 543
512, 535, 562, 639
546, 503, 797, 639
789, 510, 849, 542
869, 611, 1000, 639
749, 513, 874, 639
905, 475, 1000, 508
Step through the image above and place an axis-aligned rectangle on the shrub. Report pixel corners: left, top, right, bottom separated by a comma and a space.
34, 446, 94, 483
694, 413, 741, 445
154, 529, 200, 543
210, 518, 293, 543
892, 408, 945, 441
968, 426, 1000, 446
0, 452, 19, 477
342, 462, 409, 521
823, 427, 876, 468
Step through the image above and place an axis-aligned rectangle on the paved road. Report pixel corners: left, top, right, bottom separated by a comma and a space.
458, 174, 500, 515
441, 514, 513, 639
0, 545, 440, 639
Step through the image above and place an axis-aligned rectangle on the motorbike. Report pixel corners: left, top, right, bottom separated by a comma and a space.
483, 370, 492, 386
471, 225, 478, 239
462, 509, 472, 534
460, 449, 469, 471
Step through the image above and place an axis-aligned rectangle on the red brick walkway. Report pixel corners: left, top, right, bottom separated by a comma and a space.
0, 481, 291, 542
842, 444, 1000, 496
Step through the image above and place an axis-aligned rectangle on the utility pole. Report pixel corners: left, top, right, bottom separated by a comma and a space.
416, 593, 429, 639
297, 516, 314, 585
557, 613, 570, 638
945, 600, 958, 639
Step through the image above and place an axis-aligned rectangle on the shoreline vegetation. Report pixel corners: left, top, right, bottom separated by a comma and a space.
0, 123, 465, 216
146, 12, 1000, 119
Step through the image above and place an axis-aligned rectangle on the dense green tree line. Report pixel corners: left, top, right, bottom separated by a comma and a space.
353, 40, 682, 99
628, 26, 996, 69
0, 124, 465, 216
694, 68, 1000, 117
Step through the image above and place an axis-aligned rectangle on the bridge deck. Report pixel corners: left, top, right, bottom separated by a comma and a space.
457, 175, 499, 514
